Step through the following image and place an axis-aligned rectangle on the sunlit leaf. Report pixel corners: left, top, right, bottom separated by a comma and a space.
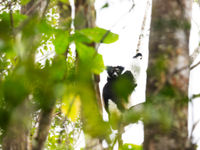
37, 19, 53, 36
62, 94, 81, 122
49, 55, 67, 81
92, 54, 105, 74
75, 42, 95, 60
53, 30, 70, 54
79, 27, 119, 44
76, 42, 105, 74
60, 0, 70, 4
72, 31, 92, 44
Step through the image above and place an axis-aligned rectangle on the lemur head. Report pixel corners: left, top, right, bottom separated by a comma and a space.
106, 66, 124, 79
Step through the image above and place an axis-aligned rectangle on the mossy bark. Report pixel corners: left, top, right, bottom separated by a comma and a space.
144, 0, 195, 149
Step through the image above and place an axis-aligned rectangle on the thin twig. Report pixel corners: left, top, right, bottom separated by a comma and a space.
136, 0, 150, 53
190, 47, 200, 64
172, 65, 189, 75
109, 2, 135, 30
9, 2, 14, 37
14, 0, 49, 34
35, 51, 55, 62
111, 135, 118, 149
171, 55, 200, 76
95, 30, 111, 51
191, 93, 200, 99
100, 30, 110, 43
190, 119, 200, 141
96, 2, 135, 51
190, 60, 200, 70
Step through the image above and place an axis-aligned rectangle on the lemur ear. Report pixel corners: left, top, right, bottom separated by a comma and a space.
117, 66, 124, 73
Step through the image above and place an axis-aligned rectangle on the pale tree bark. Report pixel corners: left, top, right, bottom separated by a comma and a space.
74, 0, 103, 149
144, 0, 195, 150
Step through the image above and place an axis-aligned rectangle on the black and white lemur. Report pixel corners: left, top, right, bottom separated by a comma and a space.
102, 53, 142, 114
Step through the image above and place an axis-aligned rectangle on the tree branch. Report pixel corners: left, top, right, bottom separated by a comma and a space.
171, 52, 200, 75
23, 0, 43, 16
32, 108, 54, 150
190, 60, 200, 70
9, 2, 14, 37
96, 1, 136, 51
190, 46, 200, 64
136, 0, 150, 53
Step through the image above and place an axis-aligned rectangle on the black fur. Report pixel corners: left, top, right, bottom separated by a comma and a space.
133, 53, 142, 59
103, 66, 136, 113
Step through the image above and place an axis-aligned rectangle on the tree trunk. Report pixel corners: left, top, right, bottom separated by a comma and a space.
144, 0, 195, 150
2, 100, 31, 150
2, 1, 50, 150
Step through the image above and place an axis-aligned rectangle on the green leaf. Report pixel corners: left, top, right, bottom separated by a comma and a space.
62, 94, 81, 122
75, 42, 105, 74
79, 27, 119, 44
92, 54, 105, 74
75, 42, 95, 60
101, 3, 109, 9
60, 0, 70, 3
21, 0, 31, 5
0, 12, 26, 53
72, 31, 92, 44
37, 19, 53, 36
50, 55, 67, 81
13, 11, 27, 27
53, 30, 70, 54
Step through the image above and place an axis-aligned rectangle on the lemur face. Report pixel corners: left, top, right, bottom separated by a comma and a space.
107, 66, 124, 79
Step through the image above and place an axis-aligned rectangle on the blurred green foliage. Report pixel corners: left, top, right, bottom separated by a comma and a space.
0, 1, 119, 149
